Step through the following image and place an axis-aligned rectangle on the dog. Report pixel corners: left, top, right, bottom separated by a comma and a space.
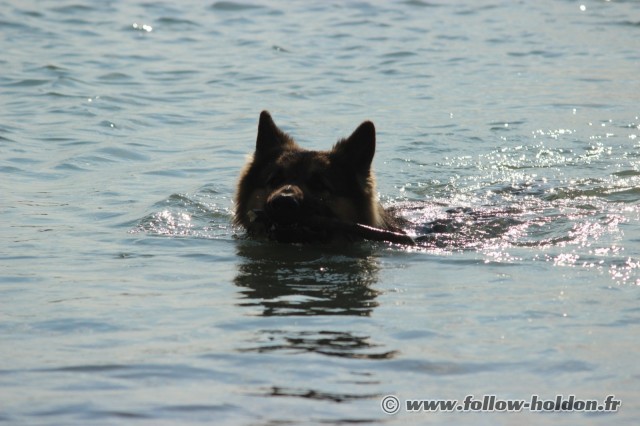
234, 111, 408, 243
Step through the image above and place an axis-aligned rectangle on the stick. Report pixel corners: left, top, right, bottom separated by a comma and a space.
302, 216, 416, 246
250, 210, 415, 245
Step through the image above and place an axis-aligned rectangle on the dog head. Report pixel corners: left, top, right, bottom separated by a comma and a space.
234, 111, 384, 242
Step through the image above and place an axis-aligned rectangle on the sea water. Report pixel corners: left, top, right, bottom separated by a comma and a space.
1, 0, 639, 424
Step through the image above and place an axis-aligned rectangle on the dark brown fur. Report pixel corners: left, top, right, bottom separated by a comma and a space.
234, 111, 404, 242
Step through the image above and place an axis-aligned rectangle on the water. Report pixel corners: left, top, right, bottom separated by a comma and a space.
1, 0, 639, 424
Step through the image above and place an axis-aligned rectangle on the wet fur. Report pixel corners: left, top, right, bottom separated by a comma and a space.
234, 111, 404, 241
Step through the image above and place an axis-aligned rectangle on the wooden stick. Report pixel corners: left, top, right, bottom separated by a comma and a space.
250, 210, 415, 245
300, 215, 415, 245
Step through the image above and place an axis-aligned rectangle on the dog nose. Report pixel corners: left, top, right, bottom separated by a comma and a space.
270, 193, 299, 212
266, 185, 302, 225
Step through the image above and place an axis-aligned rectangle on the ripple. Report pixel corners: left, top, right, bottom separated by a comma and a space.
267, 386, 376, 402
156, 17, 200, 28
53, 162, 90, 172
401, 0, 440, 7
381, 358, 514, 375
31, 318, 120, 334
617, 20, 640, 28
97, 72, 134, 81
612, 170, 640, 177
5, 79, 50, 87
50, 4, 95, 14
98, 147, 149, 162
0, 18, 39, 31
210, 1, 265, 11
240, 330, 397, 359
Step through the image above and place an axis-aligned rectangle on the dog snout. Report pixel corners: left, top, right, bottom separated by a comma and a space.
270, 193, 299, 211
266, 185, 304, 225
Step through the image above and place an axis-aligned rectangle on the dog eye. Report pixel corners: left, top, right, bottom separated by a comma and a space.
308, 175, 333, 192
267, 170, 285, 187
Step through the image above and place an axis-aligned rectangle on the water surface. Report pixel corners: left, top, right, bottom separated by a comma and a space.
1, 0, 639, 424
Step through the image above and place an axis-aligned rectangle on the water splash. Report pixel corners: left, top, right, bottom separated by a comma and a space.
132, 188, 234, 239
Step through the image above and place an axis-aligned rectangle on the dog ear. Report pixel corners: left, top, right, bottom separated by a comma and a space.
333, 120, 376, 173
254, 111, 292, 161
